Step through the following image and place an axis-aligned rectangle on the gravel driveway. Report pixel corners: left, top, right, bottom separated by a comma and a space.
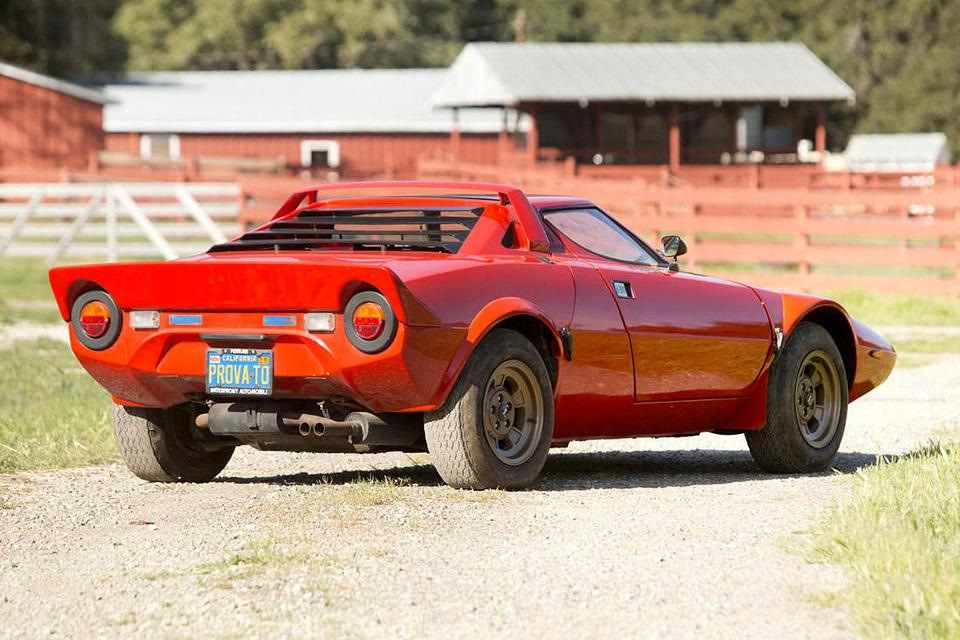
2, 353, 958, 640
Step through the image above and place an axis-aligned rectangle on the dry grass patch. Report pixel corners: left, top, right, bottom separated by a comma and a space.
308, 475, 506, 508
195, 538, 310, 588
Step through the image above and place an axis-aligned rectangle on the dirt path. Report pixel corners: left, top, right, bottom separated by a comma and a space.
0, 322, 68, 348
2, 354, 959, 639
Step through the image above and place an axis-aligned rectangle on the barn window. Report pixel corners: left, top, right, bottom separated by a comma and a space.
139, 134, 180, 160
300, 140, 341, 168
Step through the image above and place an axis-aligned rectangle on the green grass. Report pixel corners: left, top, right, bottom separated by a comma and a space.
0, 258, 61, 324
196, 538, 307, 586
892, 335, 960, 354
894, 354, 935, 368
0, 338, 115, 473
820, 290, 960, 327
809, 439, 960, 638
316, 476, 504, 506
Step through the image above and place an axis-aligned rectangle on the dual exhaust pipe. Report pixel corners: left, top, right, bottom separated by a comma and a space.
291, 415, 355, 438
197, 402, 420, 448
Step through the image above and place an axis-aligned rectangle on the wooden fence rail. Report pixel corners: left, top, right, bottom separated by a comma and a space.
420, 159, 960, 295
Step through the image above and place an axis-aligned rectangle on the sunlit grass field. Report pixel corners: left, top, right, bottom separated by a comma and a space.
0, 258, 62, 324
0, 338, 115, 474
810, 438, 960, 639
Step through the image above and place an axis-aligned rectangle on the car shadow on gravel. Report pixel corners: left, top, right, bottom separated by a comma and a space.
213, 449, 882, 490
533, 448, 882, 490
216, 461, 448, 487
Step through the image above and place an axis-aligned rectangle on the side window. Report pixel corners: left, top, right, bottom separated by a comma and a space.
542, 207, 660, 266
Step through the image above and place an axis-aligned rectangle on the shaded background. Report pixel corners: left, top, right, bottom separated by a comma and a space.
2, 0, 959, 155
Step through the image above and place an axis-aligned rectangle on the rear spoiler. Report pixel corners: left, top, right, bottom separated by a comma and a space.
270, 181, 551, 254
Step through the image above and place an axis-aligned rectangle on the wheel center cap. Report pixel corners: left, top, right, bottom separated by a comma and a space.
487, 387, 514, 438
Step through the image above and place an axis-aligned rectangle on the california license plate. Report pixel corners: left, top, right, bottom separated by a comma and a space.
206, 348, 273, 396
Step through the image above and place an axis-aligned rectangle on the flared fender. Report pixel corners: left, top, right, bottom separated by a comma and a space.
431, 297, 566, 409
720, 289, 855, 432
728, 288, 894, 430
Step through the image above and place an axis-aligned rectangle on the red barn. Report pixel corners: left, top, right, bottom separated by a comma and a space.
102, 69, 510, 179
0, 61, 106, 172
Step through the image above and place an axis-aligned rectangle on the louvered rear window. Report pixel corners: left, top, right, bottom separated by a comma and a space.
209, 205, 484, 254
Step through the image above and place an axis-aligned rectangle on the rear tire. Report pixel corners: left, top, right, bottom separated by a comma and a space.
746, 321, 848, 473
114, 404, 234, 482
424, 329, 554, 490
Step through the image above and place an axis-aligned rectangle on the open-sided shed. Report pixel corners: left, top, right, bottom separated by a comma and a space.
431, 42, 855, 172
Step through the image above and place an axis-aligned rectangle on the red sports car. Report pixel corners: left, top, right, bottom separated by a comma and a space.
49, 181, 895, 489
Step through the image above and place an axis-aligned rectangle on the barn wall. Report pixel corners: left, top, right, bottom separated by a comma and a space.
0, 75, 103, 170
104, 131, 500, 178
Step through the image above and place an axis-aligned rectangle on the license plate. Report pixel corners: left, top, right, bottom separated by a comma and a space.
206, 348, 273, 396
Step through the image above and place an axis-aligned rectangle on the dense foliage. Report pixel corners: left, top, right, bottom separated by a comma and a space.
2, 0, 958, 153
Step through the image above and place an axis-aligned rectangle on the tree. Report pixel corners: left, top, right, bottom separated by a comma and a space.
0, 0, 126, 78
113, 0, 513, 70
21, 0, 955, 156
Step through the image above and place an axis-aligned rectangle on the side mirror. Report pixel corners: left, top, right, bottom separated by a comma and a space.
660, 235, 688, 260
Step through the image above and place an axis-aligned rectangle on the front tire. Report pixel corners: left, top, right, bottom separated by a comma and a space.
746, 321, 848, 473
424, 329, 554, 490
114, 404, 234, 482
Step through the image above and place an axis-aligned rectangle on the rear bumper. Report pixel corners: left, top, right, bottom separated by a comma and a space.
70, 310, 465, 411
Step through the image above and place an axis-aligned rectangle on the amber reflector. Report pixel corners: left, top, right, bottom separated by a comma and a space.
352, 302, 385, 340
79, 300, 111, 338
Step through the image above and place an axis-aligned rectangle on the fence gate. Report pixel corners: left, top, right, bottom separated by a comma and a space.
0, 182, 242, 263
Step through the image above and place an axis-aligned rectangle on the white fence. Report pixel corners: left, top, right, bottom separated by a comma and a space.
0, 183, 242, 263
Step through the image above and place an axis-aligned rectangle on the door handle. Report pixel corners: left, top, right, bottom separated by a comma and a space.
613, 280, 634, 299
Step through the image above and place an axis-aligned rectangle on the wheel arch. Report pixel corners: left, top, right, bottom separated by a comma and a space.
791, 304, 857, 390
486, 314, 562, 390
433, 298, 565, 410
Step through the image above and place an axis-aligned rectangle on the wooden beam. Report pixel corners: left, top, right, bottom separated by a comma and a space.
669, 104, 681, 174
527, 105, 539, 167
450, 107, 461, 163
815, 103, 826, 155
497, 108, 509, 162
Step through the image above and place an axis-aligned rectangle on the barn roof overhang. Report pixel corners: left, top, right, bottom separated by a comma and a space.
102, 69, 509, 135
0, 60, 109, 105
430, 42, 856, 110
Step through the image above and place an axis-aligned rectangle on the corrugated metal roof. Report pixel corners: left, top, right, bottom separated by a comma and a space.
845, 133, 951, 171
430, 42, 855, 108
103, 69, 505, 134
0, 60, 108, 105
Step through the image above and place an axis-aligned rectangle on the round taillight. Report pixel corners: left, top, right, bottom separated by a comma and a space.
352, 302, 385, 340
79, 300, 111, 338
71, 290, 122, 350
344, 291, 396, 354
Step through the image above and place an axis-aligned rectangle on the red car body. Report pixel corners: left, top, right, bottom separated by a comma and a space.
49, 181, 895, 445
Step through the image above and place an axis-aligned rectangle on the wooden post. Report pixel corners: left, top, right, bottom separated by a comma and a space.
955, 205, 960, 293
527, 105, 539, 168
794, 204, 811, 284
669, 104, 681, 175
497, 108, 509, 163
815, 103, 826, 158
450, 107, 461, 164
